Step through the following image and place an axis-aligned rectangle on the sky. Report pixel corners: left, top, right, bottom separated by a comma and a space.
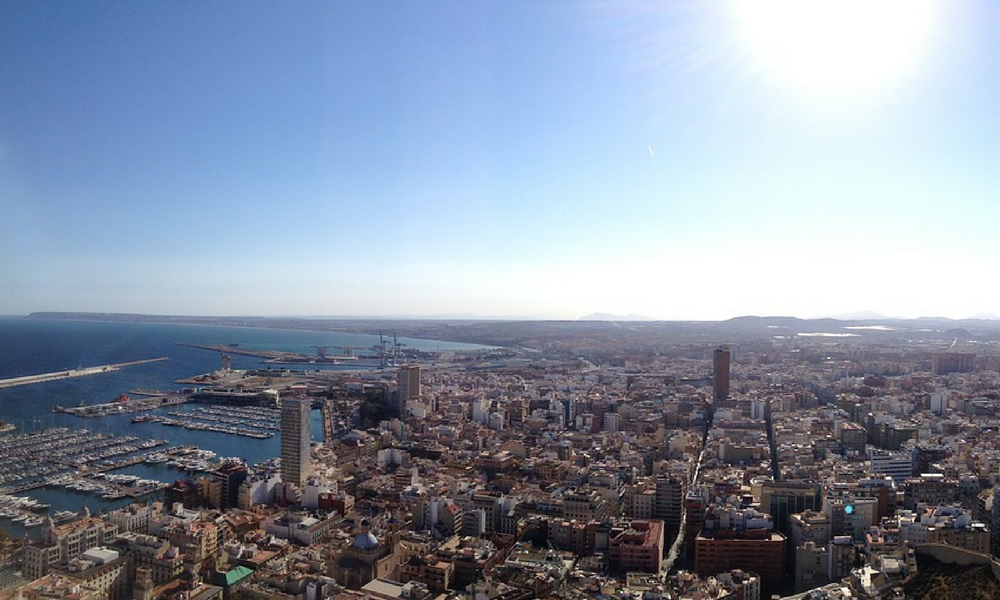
2, 1, 1000, 320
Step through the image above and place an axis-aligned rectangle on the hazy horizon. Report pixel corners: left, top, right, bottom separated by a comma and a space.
11, 309, 1000, 323
3, 2, 999, 321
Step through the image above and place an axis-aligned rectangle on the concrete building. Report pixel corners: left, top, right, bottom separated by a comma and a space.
695, 505, 786, 591
868, 448, 914, 485
609, 520, 664, 573
24, 515, 119, 580
209, 461, 248, 510
789, 510, 832, 550
397, 365, 421, 416
654, 476, 684, 534
694, 529, 786, 591
795, 541, 828, 592
48, 548, 130, 600
280, 397, 312, 487
760, 481, 822, 535
714, 346, 731, 401
932, 352, 975, 375
903, 473, 958, 510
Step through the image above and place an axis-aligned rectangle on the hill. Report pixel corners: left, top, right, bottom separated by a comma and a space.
905, 555, 1000, 600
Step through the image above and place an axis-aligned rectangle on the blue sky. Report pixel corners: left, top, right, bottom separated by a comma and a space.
2, 1, 999, 320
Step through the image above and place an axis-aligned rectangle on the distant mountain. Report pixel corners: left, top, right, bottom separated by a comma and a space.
969, 313, 1000, 320
827, 310, 892, 320
579, 313, 657, 321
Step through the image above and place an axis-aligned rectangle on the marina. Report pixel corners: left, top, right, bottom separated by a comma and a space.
131, 405, 277, 439
0, 427, 172, 493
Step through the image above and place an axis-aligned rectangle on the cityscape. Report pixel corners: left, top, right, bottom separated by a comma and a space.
4, 2, 1000, 600
0, 314, 998, 600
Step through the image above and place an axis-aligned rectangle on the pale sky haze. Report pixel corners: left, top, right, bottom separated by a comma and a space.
2, 1, 999, 320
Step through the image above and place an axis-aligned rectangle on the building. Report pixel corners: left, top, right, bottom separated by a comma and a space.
899, 506, 989, 554
932, 352, 975, 375
623, 485, 656, 520
713, 347, 731, 401
165, 479, 203, 509
654, 476, 684, 535
562, 488, 609, 522
795, 541, 828, 592
397, 365, 421, 416
760, 481, 822, 534
827, 536, 854, 581
694, 505, 785, 590
107, 504, 154, 534
603, 412, 621, 433
263, 511, 338, 546
15, 574, 101, 600
840, 422, 867, 455
868, 448, 914, 482
115, 534, 184, 585
824, 496, 877, 541
684, 490, 706, 560
694, 528, 786, 591
903, 474, 958, 510
789, 510, 832, 550
24, 514, 119, 580
609, 520, 664, 573
332, 521, 398, 589
48, 548, 131, 600
280, 397, 312, 487
210, 461, 248, 510
551, 520, 598, 556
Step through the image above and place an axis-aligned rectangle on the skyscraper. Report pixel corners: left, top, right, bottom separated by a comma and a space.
713, 346, 730, 401
397, 365, 421, 417
281, 397, 311, 487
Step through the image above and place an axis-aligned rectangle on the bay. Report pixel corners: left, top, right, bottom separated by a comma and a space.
0, 316, 486, 535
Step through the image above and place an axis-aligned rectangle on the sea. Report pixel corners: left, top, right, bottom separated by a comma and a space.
0, 316, 487, 536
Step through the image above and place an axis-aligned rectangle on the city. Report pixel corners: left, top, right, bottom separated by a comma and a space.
2, 315, 1000, 600
4, 2, 1000, 600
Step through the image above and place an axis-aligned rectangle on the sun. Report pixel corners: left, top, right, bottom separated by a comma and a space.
732, 0, 935, 95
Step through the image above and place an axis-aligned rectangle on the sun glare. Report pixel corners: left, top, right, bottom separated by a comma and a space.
733, 0, 934, 94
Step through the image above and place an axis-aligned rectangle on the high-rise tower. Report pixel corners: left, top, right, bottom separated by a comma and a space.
280, 397, 311, 487
713, 346, 730, 401
397, 365, 421, 417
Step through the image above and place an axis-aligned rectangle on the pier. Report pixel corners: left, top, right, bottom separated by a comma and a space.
0, 358, 169, 390
54, 394, 190, 418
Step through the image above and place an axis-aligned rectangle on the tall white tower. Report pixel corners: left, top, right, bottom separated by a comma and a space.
280, 397, 311, 487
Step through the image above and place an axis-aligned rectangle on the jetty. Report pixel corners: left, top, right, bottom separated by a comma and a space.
0, 358, 168, 390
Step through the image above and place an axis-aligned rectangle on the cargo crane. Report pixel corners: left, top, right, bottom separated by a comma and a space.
378, 333, 389, 367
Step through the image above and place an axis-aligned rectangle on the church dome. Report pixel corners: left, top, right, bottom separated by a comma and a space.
352, 531, 379, 551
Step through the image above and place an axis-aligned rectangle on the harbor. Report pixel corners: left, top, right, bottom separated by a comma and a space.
0, 318, 477, 529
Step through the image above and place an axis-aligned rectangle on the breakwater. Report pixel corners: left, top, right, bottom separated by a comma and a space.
0, 358, 169, 390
